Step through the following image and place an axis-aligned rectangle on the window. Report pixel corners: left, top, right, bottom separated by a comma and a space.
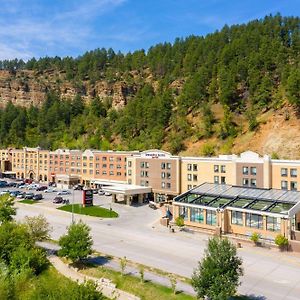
291, 169, 297, 177
102, 157, 107, 161
161, 182, 166, 189
109, 157, 114, 161
187, 164, 192, 171
140, 162, 145, 168
145, 162, 149, 168
167, 173, 171, 179
281, 180, 288, 190
281, 168, 288, 177
231, 211, 243, 225
187, 184, 192, 190
128, 161, 132, 167
243, 178, 249, 186
187, 174, 192, 181
190, 207, 204, 223
166, 183, 171, 189
193, 164, 198, 171
242, 166, 249, 175
128, 179, 132, 184
161, 162, 166, 169
250, 179, 257, 187
166, 163, 171, 169
179, 206, 188, 221
246, 213, 263, 229
161, 172, 166, 179
109, 171, 114, 175
128, 170, 132, 176
291, 181, 297, 191
141, 170, 145, 177
221, 165, 226, 173
221, 176, 226, 184
266, 217, 281, 231
214, 176, 219, 184
193, 174, 198, 181
102, 164, 107, 168
102, 171, 107, 175
206, 210, 216, 226
214, 165, 219, 173
109, 164, 114, 169
251, 167, 257, 175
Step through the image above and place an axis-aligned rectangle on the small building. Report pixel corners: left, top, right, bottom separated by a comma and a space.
173, 183, 300, 244
56, 174, 80, 189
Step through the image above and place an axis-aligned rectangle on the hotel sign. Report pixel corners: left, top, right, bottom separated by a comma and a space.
82, 189, 93, 207
141, 151, 171, 159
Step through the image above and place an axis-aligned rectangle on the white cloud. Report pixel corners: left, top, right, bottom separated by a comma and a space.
0, 0, 127, 59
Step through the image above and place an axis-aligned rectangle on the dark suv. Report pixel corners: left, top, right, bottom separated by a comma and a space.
33, 194, 43, 200
53, 196, 63, 204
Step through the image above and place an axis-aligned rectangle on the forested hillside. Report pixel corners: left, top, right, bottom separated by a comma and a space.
0, 15, 299, 157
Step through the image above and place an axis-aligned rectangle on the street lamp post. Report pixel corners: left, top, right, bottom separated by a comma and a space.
72, 189, 74, 223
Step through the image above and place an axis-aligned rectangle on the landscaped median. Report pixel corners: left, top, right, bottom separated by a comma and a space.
57, 204, 118, 218
19, 199, 38, 204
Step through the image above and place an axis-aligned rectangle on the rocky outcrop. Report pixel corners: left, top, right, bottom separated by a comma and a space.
0, 70, 137, 109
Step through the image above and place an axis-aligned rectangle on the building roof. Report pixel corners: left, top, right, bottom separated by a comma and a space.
174, 182, 300, 217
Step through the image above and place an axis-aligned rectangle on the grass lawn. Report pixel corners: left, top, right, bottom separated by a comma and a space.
19, 199, 38, 204
80, 264, 196, 300
58, 204, 118, 218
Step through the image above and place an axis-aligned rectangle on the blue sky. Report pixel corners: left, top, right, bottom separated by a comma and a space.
0, 0, 299, 60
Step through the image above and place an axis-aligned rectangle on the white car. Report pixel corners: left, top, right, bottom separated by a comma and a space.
27, 184, 39, 190
57, 190, 71, 195
16, 193, 25, 199
0, 190, 10, 195
44, 188, 57, 193
104, 192, 112, 196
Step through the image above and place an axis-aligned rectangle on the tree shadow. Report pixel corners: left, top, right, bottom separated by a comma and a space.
88, 255, 112, 267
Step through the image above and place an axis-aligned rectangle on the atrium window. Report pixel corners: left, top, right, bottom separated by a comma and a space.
246, 213, 263, 229
206, 210, 216, 226
266, 217, 281, 231
190, 207, 204, 223
231, 211, 243, 226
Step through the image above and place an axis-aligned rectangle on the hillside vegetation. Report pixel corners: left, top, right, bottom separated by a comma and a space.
0, 14, 299, 157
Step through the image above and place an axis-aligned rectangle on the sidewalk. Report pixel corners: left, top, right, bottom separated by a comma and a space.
47, 254, 140, 300
39, 241, 196, 297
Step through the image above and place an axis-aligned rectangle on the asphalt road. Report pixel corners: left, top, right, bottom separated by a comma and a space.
5, 184, 300, 300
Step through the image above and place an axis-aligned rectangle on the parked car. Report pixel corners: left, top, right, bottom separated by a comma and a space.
104, 192, 112, 196
16, 182, 25, 188
44, 188, 57, 193
149, 203, 158, 210
62, 199, 70, 204
7, 182, 17, 187
49, 182, 56, 187
57, 190, 71, 195
18, 184, 27, 189
36, 186, 48, 191
10, 190, 21, 197
16, 192, 26, 199
33, 194, 43, 200
0, 190, 10, 195
0, 181, 8, 188
24, 179, 33, 184
53, 196, 63, 204
73, 184, 83, 190
24, 193, 34, 199
98, 190, 105, 195
27, 184, 39, 190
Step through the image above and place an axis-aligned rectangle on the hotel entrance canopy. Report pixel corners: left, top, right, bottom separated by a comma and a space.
174, 183, 300, 218
101, 183, 151, 196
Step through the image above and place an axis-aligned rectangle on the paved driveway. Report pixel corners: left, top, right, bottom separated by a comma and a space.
13, 193, 300, 300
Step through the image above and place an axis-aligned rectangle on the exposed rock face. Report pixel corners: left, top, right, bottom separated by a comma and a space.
0, 70, 136, 109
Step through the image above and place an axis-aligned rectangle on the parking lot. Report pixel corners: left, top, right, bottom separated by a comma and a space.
0, 178, 113, 208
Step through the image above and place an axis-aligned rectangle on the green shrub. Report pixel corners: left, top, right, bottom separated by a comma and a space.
175, 216, 184, 227
271, 152, 279, 159
250, 232, 260, 244
275, 234, 288, 249
200, 142, 215, 157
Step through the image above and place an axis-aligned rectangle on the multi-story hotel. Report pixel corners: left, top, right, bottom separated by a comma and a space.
1, 147, 300, 246
1, 147, 300, 196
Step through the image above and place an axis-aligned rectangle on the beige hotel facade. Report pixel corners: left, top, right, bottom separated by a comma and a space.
1, 147, 300, 245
